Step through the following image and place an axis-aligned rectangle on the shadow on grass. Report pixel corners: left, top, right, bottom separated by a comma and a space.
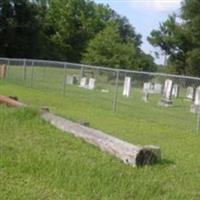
156, 158, 175, 167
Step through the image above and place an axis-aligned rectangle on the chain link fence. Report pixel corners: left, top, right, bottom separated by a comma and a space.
0, 57, 200, 134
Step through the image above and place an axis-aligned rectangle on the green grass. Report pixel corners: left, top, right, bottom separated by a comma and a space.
0, 72, 200, 199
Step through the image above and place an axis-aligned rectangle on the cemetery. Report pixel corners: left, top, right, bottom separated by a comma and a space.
1, 0, 200, 198
1, 61, 200, 199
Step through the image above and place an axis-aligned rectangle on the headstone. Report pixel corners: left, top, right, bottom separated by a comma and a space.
191, 86, 200, 113
80, 77, 87, 88
142, 82, 151, 102
66, 75, 77, 85
123, 77, 131, 97
143, 82, 152, 93
172, 84, 180, 98
186, 87, 194, 100
88, 78, 96, 90
142, 91, 149, 102
160, 79, 173, 106
154, 83, 162, 94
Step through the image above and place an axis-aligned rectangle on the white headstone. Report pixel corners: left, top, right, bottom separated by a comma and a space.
142, 91, 149, 102
142, 82, 151, 102
154, 83, 162, 94
88, 78, 96, 90
143, 82, 152, 93
172, 84, 180, 98
191, 87, 200, 113
161, 79, 173, 106
194, 87, 200, 106
66, 75, 76, 85
186, 87, 194, 100
80, 77, 87, 88
123, 77, 131, 97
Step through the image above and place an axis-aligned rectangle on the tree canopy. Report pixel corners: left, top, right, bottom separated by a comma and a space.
0, 0, 156, 71
148, 0, 200, 76
82, 22, 155, 71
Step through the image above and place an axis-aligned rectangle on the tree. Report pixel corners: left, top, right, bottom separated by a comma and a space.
46, 0, 101, 61
0, 0, 156, 71
46, 0, 143, 62
0, 0, 46, 58
82, 23, 156, 71
148, 0, 200, 76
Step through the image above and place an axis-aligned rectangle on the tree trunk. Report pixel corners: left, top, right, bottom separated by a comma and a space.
41, 111, 161, 167
0, 96, 25, 107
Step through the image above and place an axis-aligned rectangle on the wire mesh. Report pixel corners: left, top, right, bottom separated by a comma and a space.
0, 57, 200, 134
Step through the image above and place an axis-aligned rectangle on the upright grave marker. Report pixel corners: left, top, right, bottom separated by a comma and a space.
80, 77, 87, 88
154, 83, 162, 94
123, 77, 131, 97
172, 84, 180, 98
191, 86, 200, 113
186, 87, 194, 100
142, 82, 151, 102
88, 78, 96, 90
160, 79, 173, 106
143, 82, 152, 92
66, 75, 77, 85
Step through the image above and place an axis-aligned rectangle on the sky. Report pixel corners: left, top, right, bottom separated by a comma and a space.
94, 0, 183, 64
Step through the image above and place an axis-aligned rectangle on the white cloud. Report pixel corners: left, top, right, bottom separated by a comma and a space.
126, 0, 182, 12
95, 0, 182, 12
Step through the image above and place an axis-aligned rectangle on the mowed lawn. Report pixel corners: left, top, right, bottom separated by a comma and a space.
1, 79, 200, 199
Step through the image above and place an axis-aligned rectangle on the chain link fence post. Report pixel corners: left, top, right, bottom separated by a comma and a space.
30, 60, 34, 88
23, 59, 27, 81
7, 59, 10, 80
197, 111, 200, 133
43, 63, 46, 82
112, 70, 119, 112
80, 65, 84, 79
63, 63, 67, 96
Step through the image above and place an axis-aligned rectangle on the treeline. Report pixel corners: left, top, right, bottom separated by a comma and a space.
148, 0, 200, 76
0, 0, 156, 71
1, 0, 200, 76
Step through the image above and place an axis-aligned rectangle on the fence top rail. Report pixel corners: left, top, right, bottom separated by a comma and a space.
1, 57, 200, 81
